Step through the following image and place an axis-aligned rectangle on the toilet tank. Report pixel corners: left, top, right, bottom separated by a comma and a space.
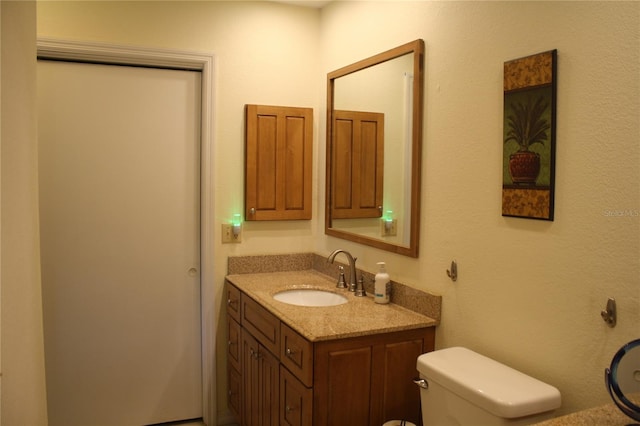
417, 347, 561, 426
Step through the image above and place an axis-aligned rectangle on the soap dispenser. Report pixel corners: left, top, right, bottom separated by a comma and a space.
374, 262, 390, 304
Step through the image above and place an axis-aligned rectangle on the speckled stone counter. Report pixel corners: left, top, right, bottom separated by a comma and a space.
534, 402, 634, 425
226, 269, 438, 342
227, 252, 442, 319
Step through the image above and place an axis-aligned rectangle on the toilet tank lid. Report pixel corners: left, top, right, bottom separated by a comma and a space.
417, 347, 561, 419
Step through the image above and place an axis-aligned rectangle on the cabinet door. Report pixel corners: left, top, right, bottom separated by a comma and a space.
314, 343, 373, 426
242, 329, 279, 426
228, 363, 242, 421
227, 316, 243, 422
259, 347, 280, 426
380, 339, 425, 425
228, 315, 241, 372
331, 110, 384, 219
242, 330, 261, 426
245, 104, 313, 221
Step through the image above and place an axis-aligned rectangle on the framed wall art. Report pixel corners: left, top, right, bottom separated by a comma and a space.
502, 49, 557, 220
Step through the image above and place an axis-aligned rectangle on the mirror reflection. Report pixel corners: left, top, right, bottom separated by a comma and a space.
326, 40, 424, 257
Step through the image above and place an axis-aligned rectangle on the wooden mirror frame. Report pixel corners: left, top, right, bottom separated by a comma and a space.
325, 39, 424, 257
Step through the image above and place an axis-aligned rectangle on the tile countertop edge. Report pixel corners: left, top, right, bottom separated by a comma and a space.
226, 270, 437, 342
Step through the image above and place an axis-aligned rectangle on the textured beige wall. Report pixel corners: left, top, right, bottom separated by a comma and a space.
36, 0, 639, 421
1, 1, 49, 424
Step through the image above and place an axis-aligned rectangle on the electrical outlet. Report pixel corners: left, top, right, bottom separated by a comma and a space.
222, 223, 242, 243
380, 218, 397, 236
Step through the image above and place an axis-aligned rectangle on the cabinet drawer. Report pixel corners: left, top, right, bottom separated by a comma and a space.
281, 323, 313, 387
227, 363, 242, 421
241, 293, 280, 355
226, 282, 241, 323
280, 366, 313, 426
227, 315, 241, 372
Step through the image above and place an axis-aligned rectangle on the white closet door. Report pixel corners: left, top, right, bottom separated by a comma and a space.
38, 60, 202, 426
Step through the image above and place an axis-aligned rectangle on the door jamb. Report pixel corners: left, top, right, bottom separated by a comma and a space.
36, 38, 217, 425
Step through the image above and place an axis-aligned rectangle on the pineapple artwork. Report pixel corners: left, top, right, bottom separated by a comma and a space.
502, 50, 557, 220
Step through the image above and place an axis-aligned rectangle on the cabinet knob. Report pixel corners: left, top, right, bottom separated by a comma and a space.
227, 298, 238, 307
285, 405, 297, 413
285, 347, 295, 357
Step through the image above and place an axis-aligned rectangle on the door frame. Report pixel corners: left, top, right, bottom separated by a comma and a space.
37, 38, 217, 425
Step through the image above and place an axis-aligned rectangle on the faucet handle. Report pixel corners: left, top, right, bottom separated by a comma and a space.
336, 266, 348, 289
354, 275, 367, 297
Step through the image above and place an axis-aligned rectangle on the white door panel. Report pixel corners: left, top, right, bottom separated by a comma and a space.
38, 60, 202, 426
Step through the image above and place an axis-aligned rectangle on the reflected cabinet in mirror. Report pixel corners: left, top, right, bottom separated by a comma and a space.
325, 39, 424, 257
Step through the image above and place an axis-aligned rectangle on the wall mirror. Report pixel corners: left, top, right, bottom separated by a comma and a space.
325, 39, 424, 257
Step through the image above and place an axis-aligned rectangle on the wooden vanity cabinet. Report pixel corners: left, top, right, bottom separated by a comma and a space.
226, 281, 434, 426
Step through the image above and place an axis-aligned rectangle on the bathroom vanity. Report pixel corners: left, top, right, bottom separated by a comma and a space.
225, 268, 438, 426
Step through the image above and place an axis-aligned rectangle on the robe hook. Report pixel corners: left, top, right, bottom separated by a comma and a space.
446, 260, 458, 282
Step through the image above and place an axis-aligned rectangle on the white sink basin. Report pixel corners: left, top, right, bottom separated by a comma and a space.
273, 289, 348, 307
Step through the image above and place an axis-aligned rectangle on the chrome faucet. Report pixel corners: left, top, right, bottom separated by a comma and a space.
327, 249, 366, 296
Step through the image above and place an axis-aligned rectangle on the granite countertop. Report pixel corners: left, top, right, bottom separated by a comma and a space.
534, 401, 634, 425
226, 269, 437, 342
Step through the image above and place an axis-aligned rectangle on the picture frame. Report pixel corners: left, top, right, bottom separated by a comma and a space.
502, 49, 557, 220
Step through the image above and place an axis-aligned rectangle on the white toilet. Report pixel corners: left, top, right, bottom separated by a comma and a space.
415, 347, 561, 426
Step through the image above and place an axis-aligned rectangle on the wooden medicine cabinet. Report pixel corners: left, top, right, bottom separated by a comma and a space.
245, 104, 313, 221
